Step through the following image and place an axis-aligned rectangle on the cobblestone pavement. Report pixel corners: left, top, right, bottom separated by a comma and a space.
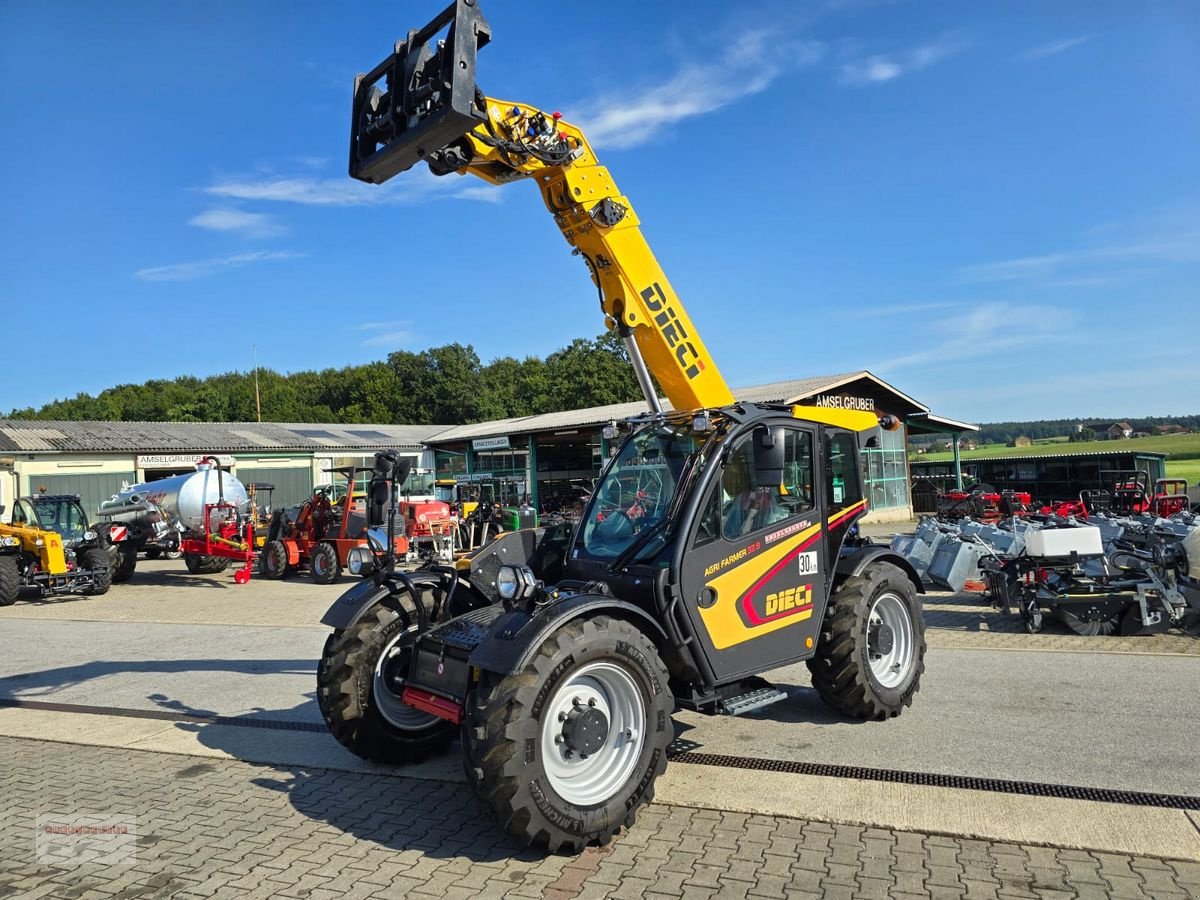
2, 736, 1197, 900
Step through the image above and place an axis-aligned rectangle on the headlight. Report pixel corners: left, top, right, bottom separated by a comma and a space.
0, 536, 18, 547
347, 546, 374, 576
497, 565, 539, 601
497, 565, 520, 600
83, 531, 97, 541
35, 538, 44, 547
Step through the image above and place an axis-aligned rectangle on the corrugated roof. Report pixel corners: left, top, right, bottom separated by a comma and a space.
0, 420, 444, 454
427, 372, 896, 443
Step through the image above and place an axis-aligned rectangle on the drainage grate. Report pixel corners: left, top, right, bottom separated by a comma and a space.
664, 749, 1200, 811
0, 698, 326, 732
5, 697, 1198, 811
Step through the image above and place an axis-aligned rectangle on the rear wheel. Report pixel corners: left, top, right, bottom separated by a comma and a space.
81, 548, 111, 595
110, 544, 137, 583
807, 562, 926, 720
0, 555, 19, 607
310, 542, 340, 584
316, 587, 454, 764
184, 553, 229, 575
463, 615, 673, 853
260, 540, 290, 579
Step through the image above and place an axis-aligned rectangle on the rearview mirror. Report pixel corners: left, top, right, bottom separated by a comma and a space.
753, 425, 786, 489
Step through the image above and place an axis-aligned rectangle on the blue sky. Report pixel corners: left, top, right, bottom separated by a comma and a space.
2, 1, 1197, 422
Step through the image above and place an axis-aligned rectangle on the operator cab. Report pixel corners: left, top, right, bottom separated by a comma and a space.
11, 495, 93, 547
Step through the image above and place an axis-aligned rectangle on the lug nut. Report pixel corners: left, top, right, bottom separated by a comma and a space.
588, 698, 597, 707
572, 697, 581, 707
558, 711, 568, 722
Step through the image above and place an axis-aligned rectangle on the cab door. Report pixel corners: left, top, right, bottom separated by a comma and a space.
677, 423, 828, 683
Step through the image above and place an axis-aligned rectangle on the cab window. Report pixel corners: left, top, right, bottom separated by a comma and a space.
695, 428, 814, 543
826, 431, 862, 508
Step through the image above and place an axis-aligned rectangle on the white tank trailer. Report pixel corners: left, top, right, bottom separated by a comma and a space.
96, 461, 252, 582
99, 463, 250, 533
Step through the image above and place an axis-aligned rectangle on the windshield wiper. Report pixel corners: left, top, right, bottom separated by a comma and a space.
608, 515, 672, 573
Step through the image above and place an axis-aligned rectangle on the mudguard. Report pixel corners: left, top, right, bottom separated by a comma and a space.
836, 545, 924, 595
469, 594, 668, 676
318, 570, 448, 629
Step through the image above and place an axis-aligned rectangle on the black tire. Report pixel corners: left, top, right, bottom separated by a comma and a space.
260, 540, 290, 579
310, 542, 340, 584
807, 562, 926, 721
462, 615, 673, 853
185, 554, 230, 575
110, 543, 137, 583
316, 587, 454, 764
81, 548, 111, 596
0, 555, 19, 607
145, 547, 162, 560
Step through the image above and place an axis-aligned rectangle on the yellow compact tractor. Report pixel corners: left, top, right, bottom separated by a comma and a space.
0, 495, 111, 606
317, 0, 926, 852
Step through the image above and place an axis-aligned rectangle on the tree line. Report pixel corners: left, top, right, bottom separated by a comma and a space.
6, 333, 645, 425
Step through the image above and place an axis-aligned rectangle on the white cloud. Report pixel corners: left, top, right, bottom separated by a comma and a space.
134, 250, 303, 282
573, 30, 825, 149
839, 34, 968, 86
357, 319, 415, 348
204, 166, 499, 207
956, 235, 1200, 284
875, 302, 1074, 370
1020, 35, 1090, 61
188, 208, 284, 238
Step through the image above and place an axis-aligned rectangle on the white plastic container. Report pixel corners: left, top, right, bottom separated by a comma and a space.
1025, 526, 1103, 558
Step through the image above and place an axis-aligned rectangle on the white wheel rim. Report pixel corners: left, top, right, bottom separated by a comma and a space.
867, 592, 915, 689
540, 661, 646, 807
372, 629, 439, 731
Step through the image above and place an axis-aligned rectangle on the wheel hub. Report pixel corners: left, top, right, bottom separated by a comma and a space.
561, 702, 609, 757
868, 621, 894, 656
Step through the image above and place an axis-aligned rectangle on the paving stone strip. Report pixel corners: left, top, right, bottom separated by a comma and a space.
1, 736, 1197, 899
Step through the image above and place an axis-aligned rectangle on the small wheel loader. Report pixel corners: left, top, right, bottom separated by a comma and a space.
317, 0, 927, 852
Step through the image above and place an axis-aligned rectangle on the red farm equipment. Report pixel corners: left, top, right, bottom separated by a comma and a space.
259, 466, 408, 583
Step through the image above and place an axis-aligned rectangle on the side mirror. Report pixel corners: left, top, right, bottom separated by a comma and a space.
367, 478, 389, 528
753, 425, 786, 489
393, 458, 412, 486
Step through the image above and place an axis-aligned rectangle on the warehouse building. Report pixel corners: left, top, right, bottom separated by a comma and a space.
426, 372, 975, 524
0, 422, 442, 518
0, 370, 971, 525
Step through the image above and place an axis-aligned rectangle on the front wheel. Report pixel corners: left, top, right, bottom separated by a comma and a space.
316, 587, 454, 764
463, 615, 673, 853
0, 555, 19, 607
310, 542, 340, 584
807, 562, 926, 720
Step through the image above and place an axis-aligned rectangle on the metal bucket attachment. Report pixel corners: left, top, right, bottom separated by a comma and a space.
349, 0, 491, 184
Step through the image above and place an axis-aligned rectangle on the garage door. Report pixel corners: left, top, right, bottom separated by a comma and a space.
29, 472, 137, 520
234, 467, 313, 510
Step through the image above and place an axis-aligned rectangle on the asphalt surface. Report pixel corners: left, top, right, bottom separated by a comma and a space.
2, 617, 1197, 798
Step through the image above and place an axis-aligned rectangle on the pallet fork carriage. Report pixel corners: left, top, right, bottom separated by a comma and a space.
318, 0, 927, 852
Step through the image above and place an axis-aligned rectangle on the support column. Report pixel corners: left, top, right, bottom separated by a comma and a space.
953, 435, 963, 490
527, 436, 538, 511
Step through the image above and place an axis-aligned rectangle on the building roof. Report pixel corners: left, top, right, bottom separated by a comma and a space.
427, 372, 927, 444
0, 420, 444, 455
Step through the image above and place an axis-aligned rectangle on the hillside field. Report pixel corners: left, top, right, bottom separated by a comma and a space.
918, 432, 1200, 464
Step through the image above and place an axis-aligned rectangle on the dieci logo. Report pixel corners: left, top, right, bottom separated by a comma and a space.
764, 585, 812, 618
641, 283, 705, 380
